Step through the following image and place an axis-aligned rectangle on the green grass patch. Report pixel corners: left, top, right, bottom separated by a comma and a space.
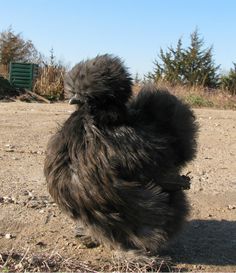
184, 94, 214, 107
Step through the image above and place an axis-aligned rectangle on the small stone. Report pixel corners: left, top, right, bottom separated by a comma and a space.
28, 191, 34, 198
3, 196, 14, 203
22, 190, 29, 196
5, 149, 14, 152
27, 201, 38, 208
11, 253, 21, 260
5, 144, 15, 148
228, 205, 236, 210
28, 195, 37, 201
39, 209, 44, 214
22, 190, 33, 198
5, 233, 12, 239
31, 255, 44, 265
36, 241, 46, 247
15, 262, 23, 270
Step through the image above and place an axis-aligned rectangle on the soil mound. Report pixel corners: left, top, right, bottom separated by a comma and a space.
0, 76, 19, 100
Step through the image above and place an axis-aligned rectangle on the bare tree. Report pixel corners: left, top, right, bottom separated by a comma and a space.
0, 26, 41, 65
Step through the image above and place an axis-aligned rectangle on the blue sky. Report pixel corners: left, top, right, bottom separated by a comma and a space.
1, 0, 236, 76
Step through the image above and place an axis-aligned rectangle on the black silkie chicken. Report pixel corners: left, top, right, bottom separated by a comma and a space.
44, 54, 198, 255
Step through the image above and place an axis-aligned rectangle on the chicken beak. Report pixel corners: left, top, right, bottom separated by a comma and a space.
69, 95, 80, 105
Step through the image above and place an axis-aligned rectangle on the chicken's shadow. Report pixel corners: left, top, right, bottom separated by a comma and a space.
164, 219, 236, 266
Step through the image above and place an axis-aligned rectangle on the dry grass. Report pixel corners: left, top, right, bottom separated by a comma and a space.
33, 65, 65, 101
99, 254, 172, 272
0, 249, 176, 272
0, 249, 94, 272
133, 82, 236, 110
0, 64, 8, 78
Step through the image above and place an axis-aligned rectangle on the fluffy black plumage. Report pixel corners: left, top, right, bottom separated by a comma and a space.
44, 54, 198, 254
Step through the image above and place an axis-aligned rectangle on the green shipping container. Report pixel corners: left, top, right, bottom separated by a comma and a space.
9, 62, 39, 90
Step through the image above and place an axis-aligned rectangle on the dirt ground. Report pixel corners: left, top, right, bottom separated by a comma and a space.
0, 101, 235, 272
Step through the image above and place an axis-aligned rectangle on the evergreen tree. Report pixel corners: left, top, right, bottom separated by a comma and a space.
220, 63, 236, 95
49, 47, 56, 66
155, 38, 184, 85
134, 72, 142, 85
150, 29, 220, 88
182, 29, 220, 87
